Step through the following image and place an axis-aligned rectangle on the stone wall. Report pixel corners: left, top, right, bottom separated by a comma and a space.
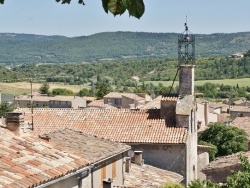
130, 144, 186, 178
179, 65, 195, 96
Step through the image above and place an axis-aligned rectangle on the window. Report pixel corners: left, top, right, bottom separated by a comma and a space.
114, 99, 120, 105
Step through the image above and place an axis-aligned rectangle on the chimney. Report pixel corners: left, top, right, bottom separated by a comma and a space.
179, 65, 195, 96
6, 112, 29, 136
134, 151, 143, 166
204, 102, 209, 126
125, 157, 131, 173
103, 178, 113, 188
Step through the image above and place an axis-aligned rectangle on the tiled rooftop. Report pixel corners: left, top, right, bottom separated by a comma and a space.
122, 163, 183, 187
141, 96, 162, 109
232, 117, 250, 139
0, 129, 89, 188
217, 113, 231, 123
40, 129, 131, 163
87, 99, 104, 107
161, 96, 178, 102
15, 95, 84, 102
202, 151, 250, 172
230, 106, 250, 112
16, 108, 187, 144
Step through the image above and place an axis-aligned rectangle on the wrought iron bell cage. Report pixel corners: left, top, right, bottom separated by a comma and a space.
178, 23, 195, 65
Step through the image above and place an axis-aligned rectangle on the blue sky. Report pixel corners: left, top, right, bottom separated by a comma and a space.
0, 0, 249, 37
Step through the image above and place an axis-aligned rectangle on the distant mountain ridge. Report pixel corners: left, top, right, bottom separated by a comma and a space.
0, 31, 250, 65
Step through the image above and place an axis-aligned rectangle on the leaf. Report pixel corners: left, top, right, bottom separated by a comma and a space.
78, 0, 85, 5
107, 0, 126, 16
102, 0, 109, 13
0, 0, 4, 4
126, 0, 145, 19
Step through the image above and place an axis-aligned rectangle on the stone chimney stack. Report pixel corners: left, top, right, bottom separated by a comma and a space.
134, 151, 143, 166
179, 65, 195, 96
6, 112, 29, 136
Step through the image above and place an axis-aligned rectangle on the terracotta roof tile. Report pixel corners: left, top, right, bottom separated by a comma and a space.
121, 163, 183, 187
232, 117, 250, 139
17, 108, 187, 144
0, 130, 89, 188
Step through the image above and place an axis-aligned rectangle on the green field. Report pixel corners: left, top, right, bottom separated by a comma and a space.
144, 78, 250, 87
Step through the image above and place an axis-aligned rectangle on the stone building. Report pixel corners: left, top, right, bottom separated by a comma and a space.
13, 95, 87, 109
202, 151, 250, 183
14, 64, 199, 185
229, 106, 250, 119
1, 117, 131, 188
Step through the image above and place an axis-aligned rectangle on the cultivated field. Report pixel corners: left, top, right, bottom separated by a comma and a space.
0, 78, 249, 95
0, 82, 84, 95
144, 78, 250, 88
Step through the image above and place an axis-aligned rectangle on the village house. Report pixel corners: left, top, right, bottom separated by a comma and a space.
0, 112, 183, 188
15, 64, 201, 185
202, 151, 250, 183
233, 98, 250, 107
229, 105, 250, 119
13, 95, 87, 109
103, 92, 152, 109
2, 112, 131, 188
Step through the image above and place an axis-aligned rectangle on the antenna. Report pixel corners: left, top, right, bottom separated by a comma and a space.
30, 79, 34, 130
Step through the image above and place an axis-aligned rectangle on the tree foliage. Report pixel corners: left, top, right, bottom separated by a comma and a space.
51, 88, 74, 96
78, 88, 91, 97
226, 154, 250, 188
39, 82, 50, 94
161, 182, 184, 188
95, 79, 112, 99
188, 179, 220, 188
0, 102, 14, 117
199, 123, 248, 157
0, 0, 145, 19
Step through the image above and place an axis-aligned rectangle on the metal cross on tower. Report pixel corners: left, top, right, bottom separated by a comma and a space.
178, 16, 195, 65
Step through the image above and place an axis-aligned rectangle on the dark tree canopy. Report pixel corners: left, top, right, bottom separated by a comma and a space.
0, 0, 145, 19
199, 123, 248, 157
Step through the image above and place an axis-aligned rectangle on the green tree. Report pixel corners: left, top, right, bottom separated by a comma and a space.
95, 80, 112, 99
161, 182, 184, 188
188, 179, 220, 188
0, 102, 14, 117
52, 88, 74, 96
79, 88, 91, 97
199, 123, 248, 157
39, 82, 50, 94
0, 0, 145, 19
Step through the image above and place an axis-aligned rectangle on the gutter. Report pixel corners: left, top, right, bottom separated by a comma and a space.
35, 165, 94, 188
36, 147, 130, 188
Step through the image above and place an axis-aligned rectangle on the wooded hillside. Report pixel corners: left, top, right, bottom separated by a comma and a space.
0, 31, 250, 65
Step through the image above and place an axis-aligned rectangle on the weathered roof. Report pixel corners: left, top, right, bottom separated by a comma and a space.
104, 92, 145, 101
232, 117, 250, 139
82, 96, 96, 102
16, 108, 188, 144
0, 129, 89, 188
15, 95, 85, 102
121, 163, 183, 187
202, 151, 250, 172
87, 99, 104, 107
40, 129, 131, 163
230, 106, 250, 112
104, 92, 126, 98
141, 96, 162, 109
217, 113, 231, 123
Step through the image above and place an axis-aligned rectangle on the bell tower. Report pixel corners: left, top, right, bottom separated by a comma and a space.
178, 17, 195, 96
